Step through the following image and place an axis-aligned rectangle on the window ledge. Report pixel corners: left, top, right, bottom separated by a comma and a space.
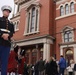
13, 12, 20, 17
15, 29, 19, 32
59, 41, 75, 45
23, 31, 40, 36
55, 12, 76, 20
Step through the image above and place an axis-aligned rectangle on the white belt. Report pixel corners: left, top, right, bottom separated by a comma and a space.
0, 29, 10, 33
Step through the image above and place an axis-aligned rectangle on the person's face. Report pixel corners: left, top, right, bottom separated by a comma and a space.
3, 9, 10, 17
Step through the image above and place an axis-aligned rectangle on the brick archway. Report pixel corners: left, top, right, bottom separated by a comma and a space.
63, 47, 74, 66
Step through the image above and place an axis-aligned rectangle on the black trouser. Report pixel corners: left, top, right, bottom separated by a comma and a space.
39, 70, 45, 75
69, 72, 73, 75
35, 70, 39, 75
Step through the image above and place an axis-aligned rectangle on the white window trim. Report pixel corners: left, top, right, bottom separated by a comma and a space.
14, 22, 16, 31
24, 6, 40, 36
24, 31, 40, 36
55, 12, 76, 20
60, 6, 64, 16
56, 1, 75, 19
36, 7, 40, 32
29, 9, 32, 33
65, 4, 70, 15
70, 2, 74, 13
56, 0, 76, 10
14, 20, 19, 32
34, 7, 37, 32
61, 26, 74, 43
31, 7, 36, 32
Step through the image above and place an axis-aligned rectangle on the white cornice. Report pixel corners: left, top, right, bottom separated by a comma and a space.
19, 0, 41, 11
17, 0, 25, 4
15, 37, 54, 46
25, 3, 41, 11
56, 0, 68, 5
10, 16, 20, 22
14, 0, 19, 4
56, 0, 76, 10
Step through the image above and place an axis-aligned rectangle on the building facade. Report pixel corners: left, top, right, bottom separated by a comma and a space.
56, 0, 76, 64
11, 0, 76, 65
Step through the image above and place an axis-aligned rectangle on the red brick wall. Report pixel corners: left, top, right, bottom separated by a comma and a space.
13, 0, 54, 41
14, 8, 26, 40
13, 0, 76, 60
56, 0, 76, 60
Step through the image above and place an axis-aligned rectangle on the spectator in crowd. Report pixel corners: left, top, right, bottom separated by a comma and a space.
8, 45, 19, 74
73, 62, 76, 75
45, 61, 49, 75
23, 62, 29, 75
34, 61, 39, 75
31, 64, 35, 75
66, 62, 74, 75
58, 55, 67, 75
38, 57, 45, 75
18, 49, 25, 75
47, 56, 58, 75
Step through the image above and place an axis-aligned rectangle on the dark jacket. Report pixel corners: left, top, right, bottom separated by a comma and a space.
0, 16, 14, 47
34, 62, 39, 71
74, 64, 76, 71
38, 59, 45, 71
48, 60, 58, 75
34, 62, 39, 75
45, 62, 49, 74
23, 63, 29, 75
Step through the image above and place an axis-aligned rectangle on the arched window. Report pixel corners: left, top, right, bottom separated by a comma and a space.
25, 4, 40, 34
27, 12, 30, 33
30, 7, 35, 32
35, 9, 38, 31
16, 21, 19, 30
65, 4, 69, 14
70, 2, 74, 13
14, 21, 19, 31
60, 6, 64, 16
14, 22, 16, 31
64, 31, 72, 42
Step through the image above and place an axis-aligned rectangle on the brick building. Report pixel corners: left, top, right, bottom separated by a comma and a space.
56, 0, 76, 64
11, 0, 76, 65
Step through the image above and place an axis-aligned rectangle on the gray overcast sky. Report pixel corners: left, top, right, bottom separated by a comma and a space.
0, 0, 14, 19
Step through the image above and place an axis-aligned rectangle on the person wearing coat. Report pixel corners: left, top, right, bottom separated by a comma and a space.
73, 62, 76, 75
58, 55, 66, 75
45, 61, 49, 75
23, 63, 29, 75
18, 57, 25, 75
34, 61, 39, 75
38, 57, 45, 75
18, 49, 25, 75
8, 46, 19, 74
47, 56, 58, 75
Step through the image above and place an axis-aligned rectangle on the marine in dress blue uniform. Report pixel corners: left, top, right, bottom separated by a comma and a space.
0, 5, 14, 75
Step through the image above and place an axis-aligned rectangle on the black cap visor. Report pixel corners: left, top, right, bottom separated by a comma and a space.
3, 9, 11, 13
